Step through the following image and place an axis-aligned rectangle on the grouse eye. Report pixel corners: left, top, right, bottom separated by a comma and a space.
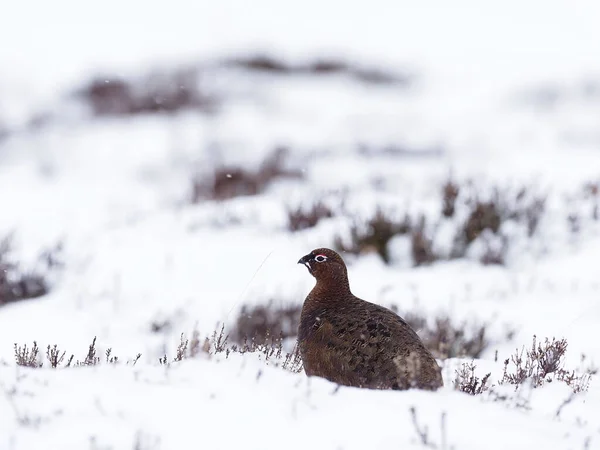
314, 254, 327, 263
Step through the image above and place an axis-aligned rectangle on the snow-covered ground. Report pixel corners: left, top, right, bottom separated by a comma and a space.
1, 1, 600, 449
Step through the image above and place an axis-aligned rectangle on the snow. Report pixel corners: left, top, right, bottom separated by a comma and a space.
1, 0, 600, 449
0, 357, 596, 450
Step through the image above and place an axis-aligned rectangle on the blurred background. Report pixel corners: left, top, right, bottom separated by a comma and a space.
1, 0, 599, 368
2, 2, 600, 449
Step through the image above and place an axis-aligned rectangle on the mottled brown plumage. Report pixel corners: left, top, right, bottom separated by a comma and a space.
297, 248, 443, 390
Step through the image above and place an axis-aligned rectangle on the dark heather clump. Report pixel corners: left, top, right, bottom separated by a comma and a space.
78, 67, 216, 117
297, 248, 443, 390
232, 301, 301, 345
334, 209, 411, 264
192, 147, 302, 202
0, 236, 61, 306
287, 201, 335, 232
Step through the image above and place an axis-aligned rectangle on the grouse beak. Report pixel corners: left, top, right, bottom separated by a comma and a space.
297, 254, 313, 272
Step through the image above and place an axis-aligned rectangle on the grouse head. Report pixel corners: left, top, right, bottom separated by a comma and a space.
297, 248, 349, 287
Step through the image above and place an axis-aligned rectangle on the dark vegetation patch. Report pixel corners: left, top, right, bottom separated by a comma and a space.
453, 186, 546, 251
410, 215, 437, 266
287, 201, 335, 232
232, 301, 301, 345
191, 147, 303, 202
334, 181, 547, 266
564, 180, 600, 236
447, 184, 546, 264
224, 55, 411, 86
77, 66, 217, 117
0, 235, 63, 307
441, 179, 460, 218
395, 309, 489, 360
454, 335, 595, 397
334, 209, 412, 263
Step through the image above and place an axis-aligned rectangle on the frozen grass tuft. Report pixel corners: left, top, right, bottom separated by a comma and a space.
13, 342, 42, 368
499, 335, 594, 393
14, 337, 140, 369
454, 335, 594, 398
454, 361, 491, 395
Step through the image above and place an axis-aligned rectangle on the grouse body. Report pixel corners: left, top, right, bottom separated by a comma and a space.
297, 248, 443, 390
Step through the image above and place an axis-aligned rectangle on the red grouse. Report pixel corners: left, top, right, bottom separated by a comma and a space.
297, 248, 443, 390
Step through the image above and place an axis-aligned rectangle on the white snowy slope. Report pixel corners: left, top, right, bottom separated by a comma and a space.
0, 355, 598, 450
1, 0, 600, 449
